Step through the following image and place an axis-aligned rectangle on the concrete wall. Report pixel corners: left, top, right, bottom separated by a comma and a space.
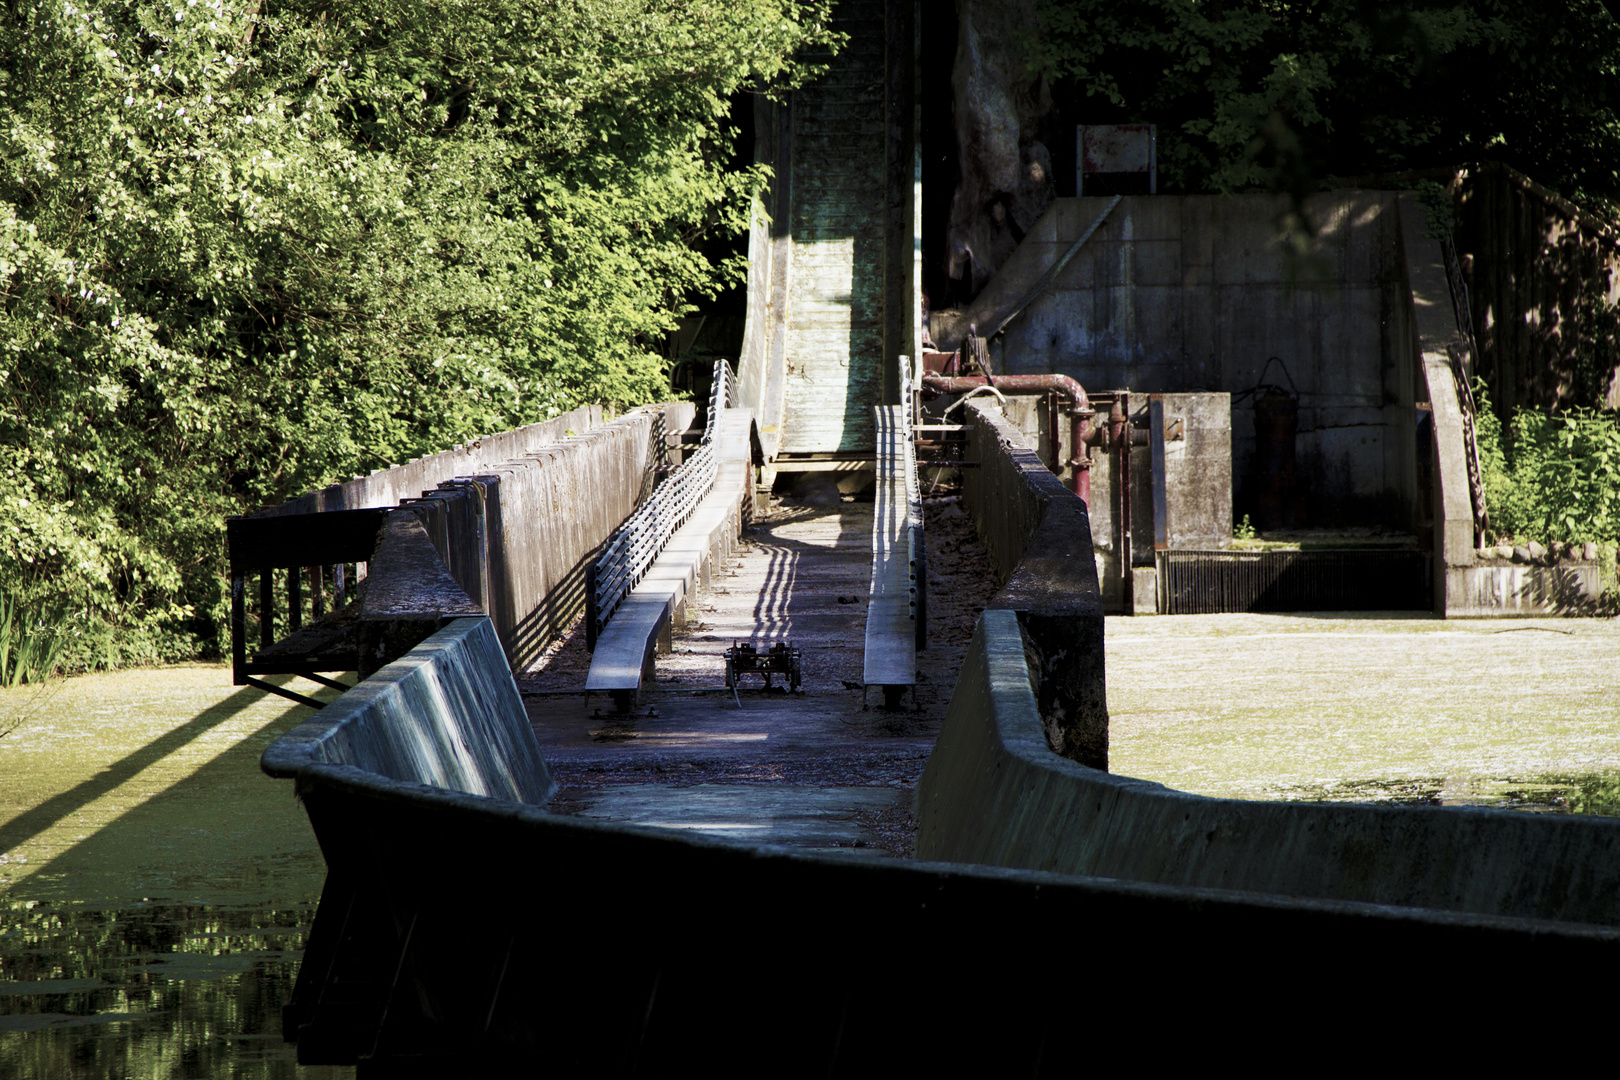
263, 617, 551, 805
942, 193, 1418, 528
250, 403, 672, 672
738, 98, 790, 469
257, 404, 606, 517
947, 390, 1229, 614
960, 400, 1108, 767
369, 408, 665, 671
917, 608, 1620, 925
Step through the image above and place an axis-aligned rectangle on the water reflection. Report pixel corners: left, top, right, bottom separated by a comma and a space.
1261, 770, 1620, 812
0, 898, 349, 1078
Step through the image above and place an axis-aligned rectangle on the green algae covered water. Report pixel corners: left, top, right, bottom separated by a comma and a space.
1107, 613, 1620, 810
0, 665, 351, 1078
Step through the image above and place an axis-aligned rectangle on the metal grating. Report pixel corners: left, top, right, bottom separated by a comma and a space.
1161, 550, 1432, 614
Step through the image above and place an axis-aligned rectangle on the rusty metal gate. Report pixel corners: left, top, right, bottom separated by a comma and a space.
1161, 550, 1431, 614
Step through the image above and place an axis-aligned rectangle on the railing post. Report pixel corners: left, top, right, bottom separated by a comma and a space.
586, 561, 598, 653
231, 575, 248, 685
260, 568, 275, 649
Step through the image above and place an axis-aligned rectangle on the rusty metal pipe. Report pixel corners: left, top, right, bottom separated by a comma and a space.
1110, 396, 1131, 611
922, 374, 1092, 504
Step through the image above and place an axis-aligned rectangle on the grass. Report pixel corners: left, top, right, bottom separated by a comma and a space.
0, 592, 65, 691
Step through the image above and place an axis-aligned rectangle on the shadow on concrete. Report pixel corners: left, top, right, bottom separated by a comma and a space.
748, 504, 868, 637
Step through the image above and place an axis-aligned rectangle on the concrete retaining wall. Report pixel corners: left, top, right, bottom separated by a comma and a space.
258, 404, 606, 517
940, 193, 1418, 528
252, 405, 672, 672
917, 608, 1620, 925
960, 401, 1108, 768
1447, 562, 1606, 615
263, 617, 551, 805
260, 609, 1620, 1067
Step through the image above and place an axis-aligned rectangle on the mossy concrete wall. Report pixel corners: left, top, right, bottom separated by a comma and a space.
961, 401, 1108, 767
916, 609, 1620, 925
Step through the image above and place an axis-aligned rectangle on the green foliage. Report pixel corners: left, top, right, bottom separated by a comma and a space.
1474, 381, 1620, 543
1, 0, 834, 666
0, 590, 65, 686
1566, 774, 1620, 816
1234, 514, 1256, 540
1033, 1, 1620, 210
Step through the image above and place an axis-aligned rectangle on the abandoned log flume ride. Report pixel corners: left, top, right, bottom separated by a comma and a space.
242, 383, 1620, 1066
229, 13, 1620, 1073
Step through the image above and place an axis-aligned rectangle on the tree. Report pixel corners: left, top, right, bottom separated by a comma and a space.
1033, 0, 1620, 212
0, 0, 835, 665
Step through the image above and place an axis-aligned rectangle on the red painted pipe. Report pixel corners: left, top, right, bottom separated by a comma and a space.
921, 374, 1092, 505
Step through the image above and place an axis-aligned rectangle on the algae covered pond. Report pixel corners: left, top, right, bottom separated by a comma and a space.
0, 665, 349, 1078
1107, 613, 1620, 810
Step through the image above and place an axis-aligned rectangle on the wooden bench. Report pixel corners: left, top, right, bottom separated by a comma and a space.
863, 404, 925, 707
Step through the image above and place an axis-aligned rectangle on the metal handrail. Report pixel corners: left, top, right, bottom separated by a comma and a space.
900, 355, 925, 650
587, 361, 736, 648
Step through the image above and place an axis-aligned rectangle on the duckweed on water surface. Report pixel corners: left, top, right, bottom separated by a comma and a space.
1106, 613, 1620, 811
0, 665, 347, 1078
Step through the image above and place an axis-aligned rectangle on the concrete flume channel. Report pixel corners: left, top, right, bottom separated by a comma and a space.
248, 397, 1620, 1067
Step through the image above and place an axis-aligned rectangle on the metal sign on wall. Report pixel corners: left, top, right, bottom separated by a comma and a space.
1077, 124, 1157, 195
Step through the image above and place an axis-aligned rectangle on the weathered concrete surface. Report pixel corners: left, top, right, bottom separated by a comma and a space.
1404, 192, 1481, 617
944, 193, 1418, 528
863, 405, 920, 689
1157, 392, 1233, 550
534, 499, 962, 852
525, 494, 1003, 854
961, 400, 1107, 767
1080, 391, 1232, 613
476, 407, 666, 666
916, 609, 1620, 926
1447, 562, 1607, 615
778, 0, 886, 454
1108, 613, 1620, 808
264, 617, 551, 806
737, 94, 791, 466
358, 511, 483, 677
271, 727, 1620, 1068
254, 403, 603, 518
251, 403, 666, 673
559, 784, 908, 855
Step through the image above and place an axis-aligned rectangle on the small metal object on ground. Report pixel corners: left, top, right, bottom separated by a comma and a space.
724, 641, 803, 696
